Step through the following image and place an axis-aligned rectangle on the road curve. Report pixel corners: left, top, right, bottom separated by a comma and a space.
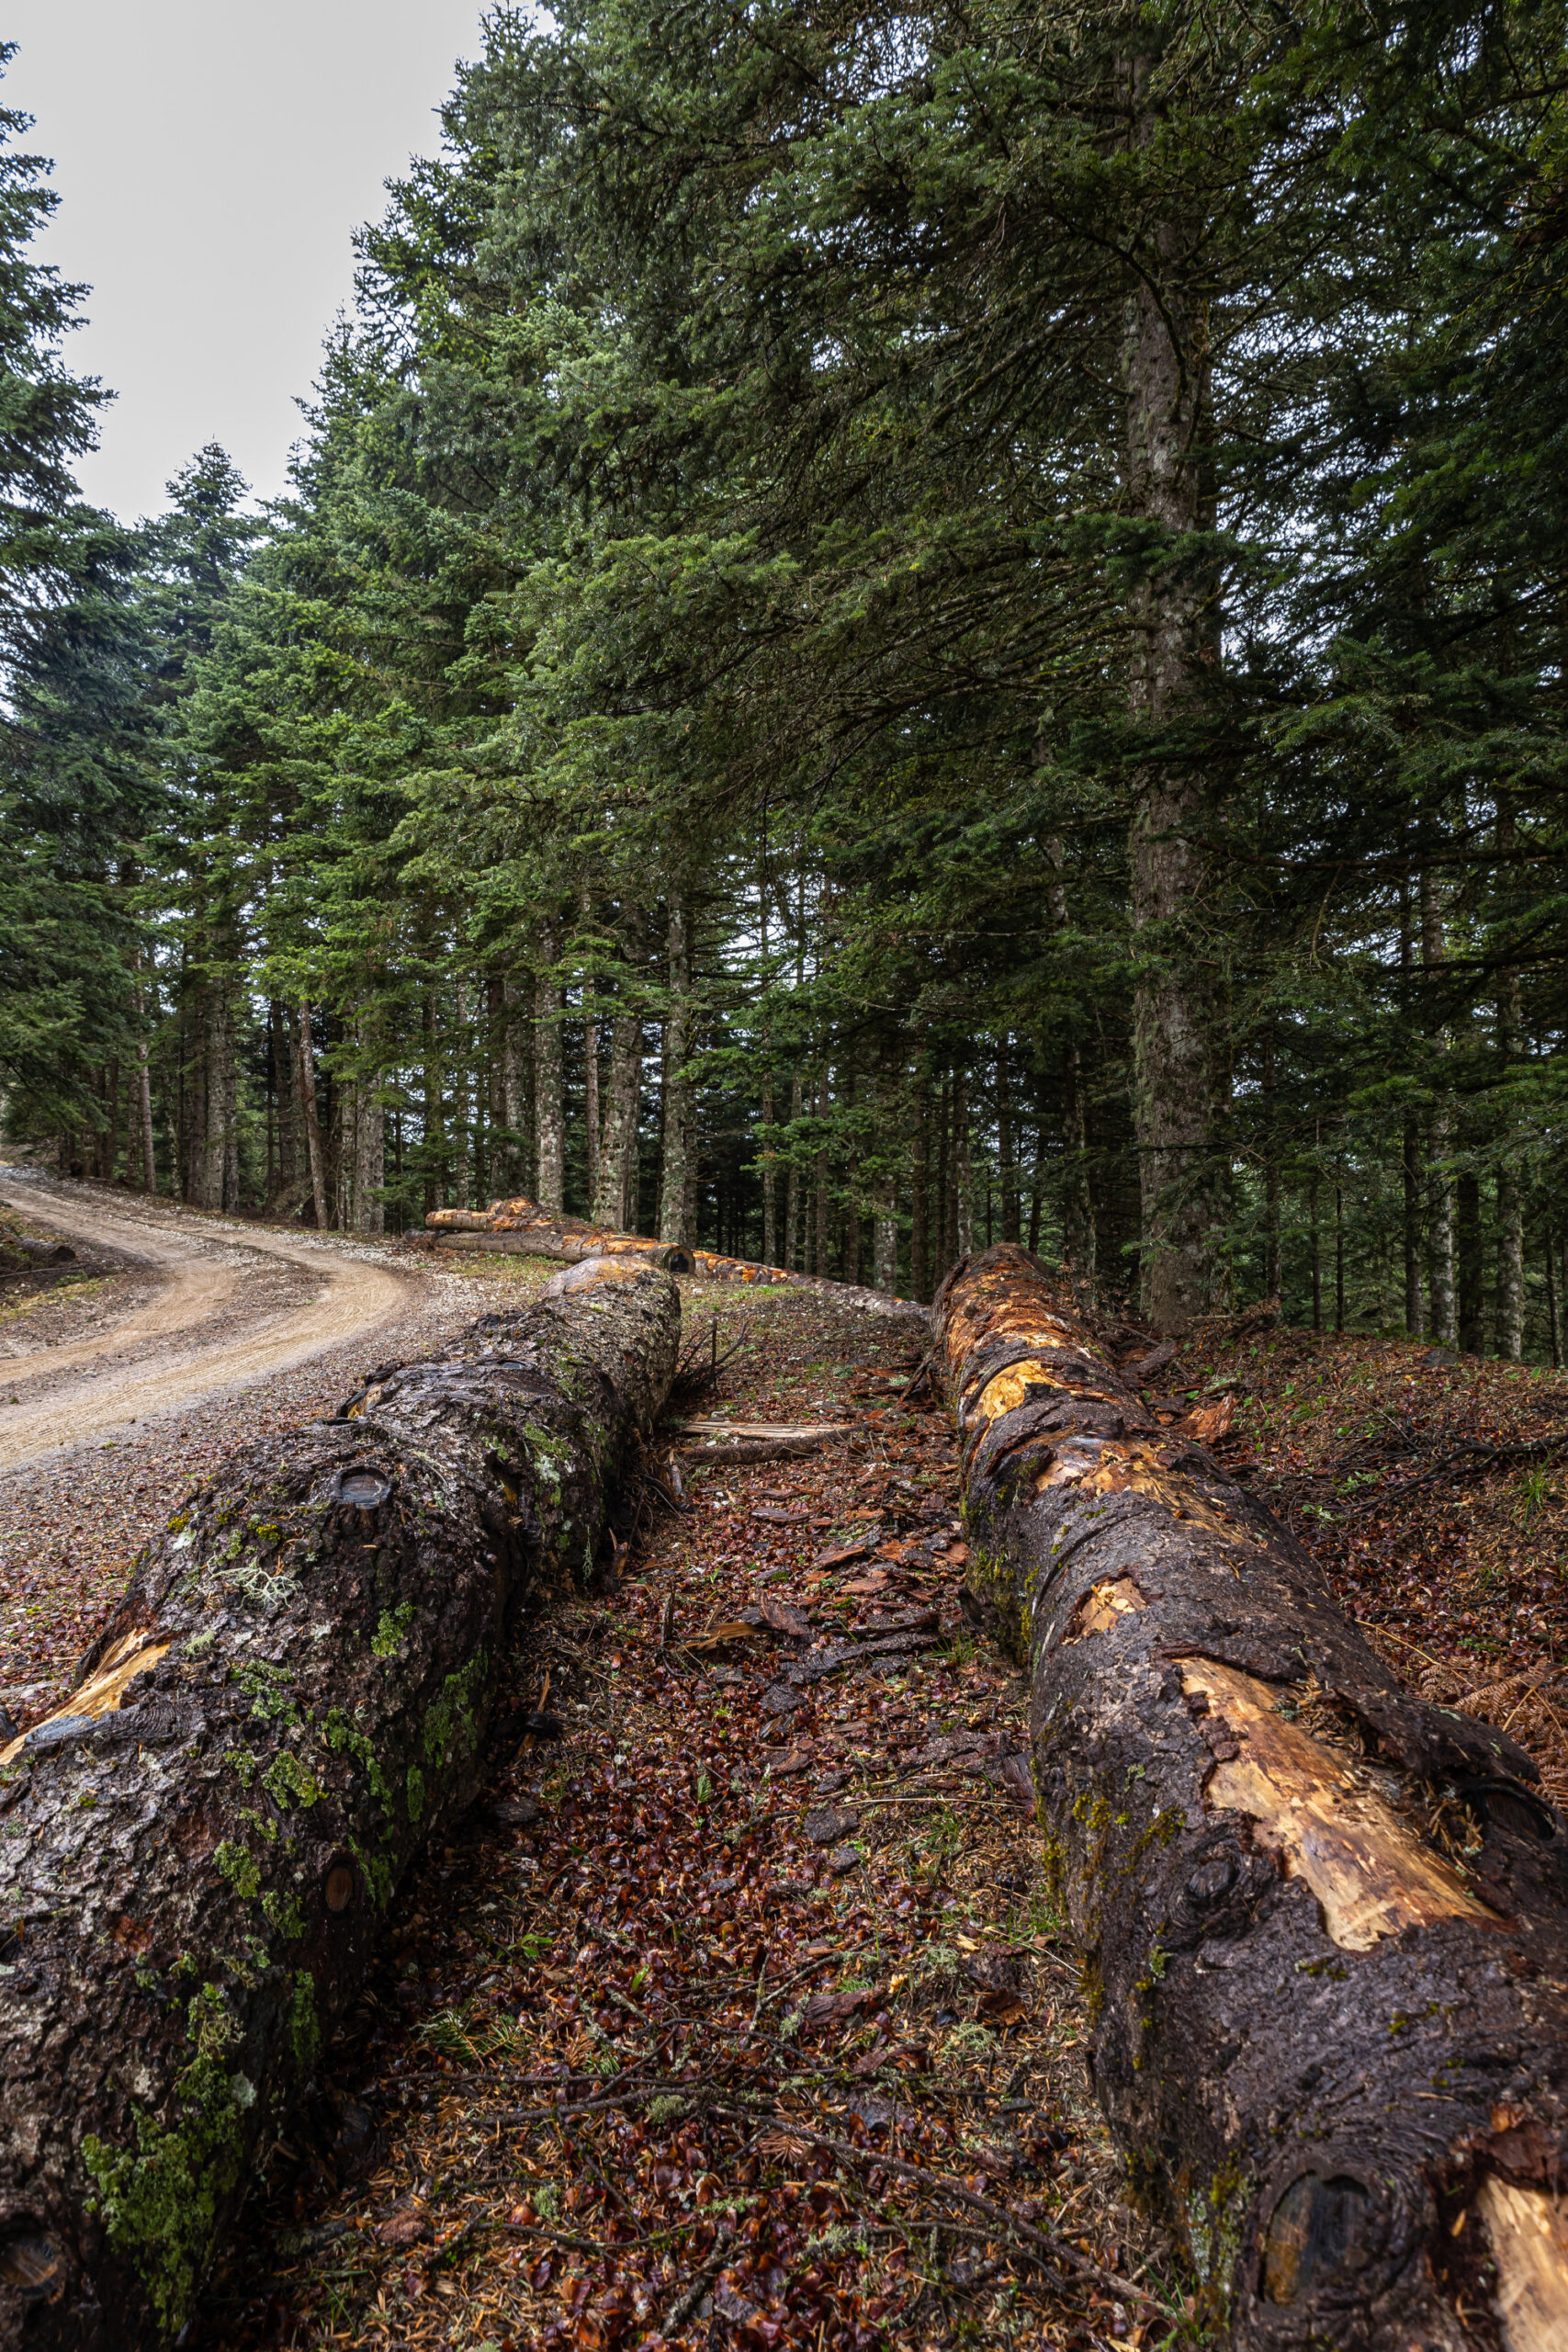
0, 1173, 413, 1472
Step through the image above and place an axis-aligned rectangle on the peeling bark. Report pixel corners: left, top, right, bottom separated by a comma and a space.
0, 1264, 680, 2349
938, 1243, 1568, 2350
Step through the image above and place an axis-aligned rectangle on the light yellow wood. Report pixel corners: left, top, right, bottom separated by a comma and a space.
967, 1356, 1122, 1425
1033, 1436, 1255, 1543
1181, 1658, 1498, 1951
1479, 2177, 1568, 2352
1, 1632, 171, 1767
1067, 1578, 1148, 1638
672, 1419, 848, 1441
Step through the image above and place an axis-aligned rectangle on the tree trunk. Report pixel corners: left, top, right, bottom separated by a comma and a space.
909, 1065, 930, 1303
761, 1067, 777, 1267
1457, 1171, 1484, 1355
595, 1004, 643, 1231
0, 1265, 681, 2350
535, 922, 564, 1218
1421, 863, 1456, 1344
1334, 1176, 1346, 1334
953, 1074, 975, 1258
1494, 1176, 1524, 1361
659, 903, 693, 1247
297, 1004, 328, 1234
136, 1036, 156, 1197
784, 1070, 802, 1272
1121, 127, 1228, 1334
1403, 1115, 1423, 1338
813, 1070, 829, 1278
939, 1243, 1568, 2351
499, 974, 529, 1199
996, 1041, 1021, 1245
1043, 837, 1097, 1294
1261, 1031, 1280, 1303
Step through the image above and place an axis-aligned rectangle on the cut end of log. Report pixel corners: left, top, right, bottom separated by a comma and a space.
1182, 1658, 1499, 1951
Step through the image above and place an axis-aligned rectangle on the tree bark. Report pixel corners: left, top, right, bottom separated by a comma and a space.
535, 922, 564, 1218
659, 903, 693, 1247
498, 974, 529, 1200
1421, 864, 1456, 1344
784, 1070, 802, 1272
939, 1243, 1568, 2350
996, 1041, 1021, 1246
296, 1005, 329, 1235
1121, 91, 1228, 1333
0, 1264, 681, 2348
135, 1037, 156, 1197
593, 1005, 642, 1232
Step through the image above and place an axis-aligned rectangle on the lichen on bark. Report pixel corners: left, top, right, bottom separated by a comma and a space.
0, 1263, 678, 2348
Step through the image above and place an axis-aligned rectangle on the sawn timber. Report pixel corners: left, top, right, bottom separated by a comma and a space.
0, 1260, 680, 2349
938, 1243, 1568, 2352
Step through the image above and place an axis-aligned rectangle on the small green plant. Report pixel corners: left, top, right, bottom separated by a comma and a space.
1515, 1466, 1560, 1527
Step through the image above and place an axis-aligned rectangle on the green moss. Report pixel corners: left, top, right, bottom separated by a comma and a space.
260, 1750, 321, 1812
1184, 2154, 1248, 2328
321, 1707, 390, 1809
349, 1834, 393, 1908
423, 1650, 488, 1772
238, 1661, 298, 1726
223, 1746, 257, 1789
261, 1889, 305, 1940
406, 1763, 425, 1825
214, 1840, 260, 1901
288, 1971, 321, 2077
81, 1991, 254, 2336
372, 1602, 414, 1657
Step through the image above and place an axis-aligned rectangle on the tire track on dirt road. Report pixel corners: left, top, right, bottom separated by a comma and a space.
0, 1172, 412, 1473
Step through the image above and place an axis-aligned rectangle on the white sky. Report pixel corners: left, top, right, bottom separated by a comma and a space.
6, 1, 494, 521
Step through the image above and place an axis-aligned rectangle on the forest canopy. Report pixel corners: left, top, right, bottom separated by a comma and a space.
4, 0, 1566, 1347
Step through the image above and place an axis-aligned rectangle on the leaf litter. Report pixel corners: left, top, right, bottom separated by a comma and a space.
7, 1243, 1566, 2350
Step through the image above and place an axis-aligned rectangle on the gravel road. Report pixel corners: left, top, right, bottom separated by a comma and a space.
0, 1169, 413, 1469
0, 1172, 547, 1732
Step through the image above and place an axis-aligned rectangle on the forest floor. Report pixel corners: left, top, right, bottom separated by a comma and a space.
4, 1209, 1567, 2351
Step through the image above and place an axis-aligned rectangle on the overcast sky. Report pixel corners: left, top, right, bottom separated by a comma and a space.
6, 1, 494, 522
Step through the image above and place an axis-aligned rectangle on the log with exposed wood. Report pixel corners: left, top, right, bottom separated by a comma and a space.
937, 1243, 1568, 2352
0, 1260, 679, 2349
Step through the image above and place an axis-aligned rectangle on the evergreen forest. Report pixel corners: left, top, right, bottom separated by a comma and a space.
5, 0, 1568, 1346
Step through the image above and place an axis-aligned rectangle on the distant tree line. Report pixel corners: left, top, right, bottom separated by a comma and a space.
2, 5, 1566, 1352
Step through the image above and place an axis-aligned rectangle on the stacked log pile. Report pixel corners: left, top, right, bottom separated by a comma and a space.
937, 1242, 1568, 2351
0, 1260, 679, 2349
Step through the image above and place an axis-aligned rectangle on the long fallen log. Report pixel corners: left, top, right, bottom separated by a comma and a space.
424, 1196, 926, 1317
0, 1260, 679, 2347
937, 1243, 1568, 2351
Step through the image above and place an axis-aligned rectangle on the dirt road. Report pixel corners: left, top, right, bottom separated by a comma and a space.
0, 1170, 412, 1473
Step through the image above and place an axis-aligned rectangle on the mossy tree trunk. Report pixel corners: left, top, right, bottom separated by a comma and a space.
0, 1263, 680, 2349
939, 1242, 1568, 2351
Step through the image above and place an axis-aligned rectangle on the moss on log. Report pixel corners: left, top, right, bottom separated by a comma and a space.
938, 1243, 1568, 2352
0, 1261, 679, 2348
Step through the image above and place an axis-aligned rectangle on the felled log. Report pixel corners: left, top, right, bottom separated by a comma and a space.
670, 1416, 856, 1466
0, 1261, 679, 2348
937, 1243, 1568, 2351
425, 1197, 925, 1314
